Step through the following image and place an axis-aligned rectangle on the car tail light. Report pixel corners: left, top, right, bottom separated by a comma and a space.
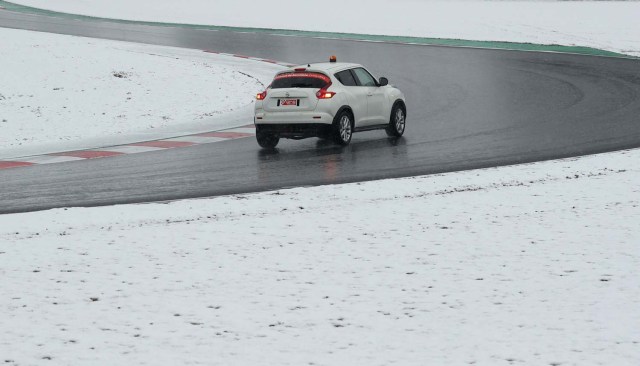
316, 90, 336, 99
316, 81, 335, 99
256, 90, 267, 100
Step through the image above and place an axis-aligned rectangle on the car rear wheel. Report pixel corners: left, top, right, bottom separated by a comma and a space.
333, 111, 353, 145
256, 131, 280, 149
386, 104, 406, 137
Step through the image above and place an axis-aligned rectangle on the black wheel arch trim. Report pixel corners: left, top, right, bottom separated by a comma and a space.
335, 105, 355, 123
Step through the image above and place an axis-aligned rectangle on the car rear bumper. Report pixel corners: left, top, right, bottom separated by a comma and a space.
255, 111, 334, 125
256, 123, 333, 139
255, 111, 335, 139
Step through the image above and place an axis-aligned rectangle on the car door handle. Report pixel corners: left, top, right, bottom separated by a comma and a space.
367, 93, 373, 96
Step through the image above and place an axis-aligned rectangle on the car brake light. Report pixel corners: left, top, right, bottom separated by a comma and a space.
256, 90, 267, 100
294, 68, 306, 72
316, 90, 336, 99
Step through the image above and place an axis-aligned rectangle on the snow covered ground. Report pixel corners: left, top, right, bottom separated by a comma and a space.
1, 148, 638, 365
8, 0, 640, 57
0, 28, 281, 158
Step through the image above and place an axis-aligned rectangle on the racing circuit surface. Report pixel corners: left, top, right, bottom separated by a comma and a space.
1, 10, 639, 214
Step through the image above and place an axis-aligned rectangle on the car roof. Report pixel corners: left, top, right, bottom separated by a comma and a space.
280, 62, 363, 75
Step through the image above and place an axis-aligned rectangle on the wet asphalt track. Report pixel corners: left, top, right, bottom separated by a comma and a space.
1, 10, 639, 214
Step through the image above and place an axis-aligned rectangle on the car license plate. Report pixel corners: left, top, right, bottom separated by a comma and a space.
280, 99, 298, 106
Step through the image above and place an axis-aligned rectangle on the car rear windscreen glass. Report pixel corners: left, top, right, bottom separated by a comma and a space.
271, 72, 330, 89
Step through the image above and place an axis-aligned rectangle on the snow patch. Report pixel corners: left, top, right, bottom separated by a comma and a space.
1, 147, 638, 364
0, 28, 281, 158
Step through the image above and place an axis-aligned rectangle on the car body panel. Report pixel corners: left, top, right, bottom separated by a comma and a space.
263, 89, 319, 112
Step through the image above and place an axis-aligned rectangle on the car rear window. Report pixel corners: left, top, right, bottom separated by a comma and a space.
271, 72, 330, 89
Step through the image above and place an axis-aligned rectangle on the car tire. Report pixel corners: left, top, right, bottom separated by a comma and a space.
256, 131, 280, 149
386, 103, 406, 137
333, 110, 353, 145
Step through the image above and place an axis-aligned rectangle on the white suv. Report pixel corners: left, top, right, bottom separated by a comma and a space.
254, 57, 406, 148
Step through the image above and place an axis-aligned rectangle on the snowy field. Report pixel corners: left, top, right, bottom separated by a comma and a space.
0, 28, 280, 158
9, 0, 640, 57
1, 148, 639, 365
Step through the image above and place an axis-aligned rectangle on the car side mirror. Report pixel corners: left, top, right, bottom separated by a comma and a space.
378, 77, 388, 86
